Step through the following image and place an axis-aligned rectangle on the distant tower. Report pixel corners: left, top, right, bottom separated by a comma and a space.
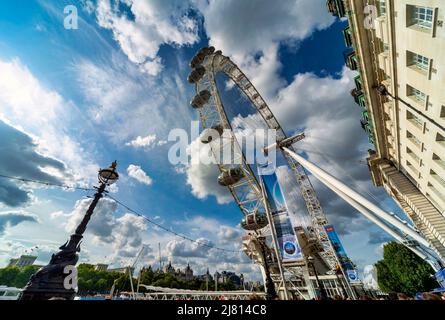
185, 263, 194, 281
214, 272, 220, 291
206, 268, 210, 291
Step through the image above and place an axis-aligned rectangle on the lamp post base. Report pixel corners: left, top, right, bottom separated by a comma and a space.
19, 235, 81, 300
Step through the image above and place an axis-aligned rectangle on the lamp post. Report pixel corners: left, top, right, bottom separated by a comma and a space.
307, 255, 328, 300
19, 162, 119, 300
258, 236, 278, 300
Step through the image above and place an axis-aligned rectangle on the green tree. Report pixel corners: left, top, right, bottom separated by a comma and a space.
375, 242, 437, 296
0, 267, 20, 287
15, 265, 40, 288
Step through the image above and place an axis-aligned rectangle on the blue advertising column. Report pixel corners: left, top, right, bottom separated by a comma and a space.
260, 172, 303, 263
324, 225, 360, 284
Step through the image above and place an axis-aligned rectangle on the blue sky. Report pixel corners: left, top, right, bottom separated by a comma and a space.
0, 0, 401, 283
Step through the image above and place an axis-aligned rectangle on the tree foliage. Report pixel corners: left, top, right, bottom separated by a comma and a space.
375, 242, 437, 296
0, 263, 241, 295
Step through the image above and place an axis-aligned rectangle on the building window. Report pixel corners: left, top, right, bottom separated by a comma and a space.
407, 147, 420, 163
407, 51, 430, 71
379, 0, 387, 17
437, 133, 445, 147
407, 85, 427, 105
413, 6, 434, 29
433, 153, 445, 170
407, 130, 422, 148
430, 170, 445, 189
406, 110, 423, 129
441, 106, 445, 118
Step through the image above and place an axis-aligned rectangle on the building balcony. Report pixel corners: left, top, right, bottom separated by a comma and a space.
433, 154, 445, 171
431, 172, 445, 193
354, 75, 363, 91
344, 49, 358, 71
342, 25, 353, 47
351, 88, 366, 108
378, 52, 391, 77
326, 0, 346, 18
360, 118, 375, 144
407, 150, 420, 165
407, 136, 422, 150
374, 16, 389, 43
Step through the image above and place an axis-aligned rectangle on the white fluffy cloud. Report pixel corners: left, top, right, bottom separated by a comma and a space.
127, 164, 153, 186
196, 0, 334, 58
96, 0, 199, 75
185, 137, 232, 204
0, 58, 99, 186
126, 134, 157, 148
65, 198, 149, 259
0, 211, 39, 235
362, 265, 380, 290
75, 58, 193, 145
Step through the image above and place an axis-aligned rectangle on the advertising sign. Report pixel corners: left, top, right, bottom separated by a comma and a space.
435, 269, 445, 289
325, 225, 359, 282
260, 171, 302, 262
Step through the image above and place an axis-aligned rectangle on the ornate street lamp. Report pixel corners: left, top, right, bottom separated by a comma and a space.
19, 162, 119, 300
307, 255, 328, 300
258, 236, 278, 300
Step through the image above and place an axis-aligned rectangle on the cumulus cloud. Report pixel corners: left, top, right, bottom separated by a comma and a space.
127, 164, 153, 186
65, 198, 150, 259
185, 137, 232, 204
362, 264, 379, 290
0, 120, 67, 207
0, 58, 100, 187
96, 0, 199, 75
126, 134, 157, 149
196, 0, 334, 59
75, 58, 194, 145
0, 211, 39, 235
194, 0, 335, 98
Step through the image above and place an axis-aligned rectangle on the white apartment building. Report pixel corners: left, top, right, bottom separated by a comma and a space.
328, 0, 445, 262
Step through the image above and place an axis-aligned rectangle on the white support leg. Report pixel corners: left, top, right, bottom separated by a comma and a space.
282, 147, 430, 248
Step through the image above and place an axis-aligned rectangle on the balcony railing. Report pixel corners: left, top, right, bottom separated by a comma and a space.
407, 117, 423, 131
326, 0, 347, 18
407, 137, 422, 150
434, 159, 445, 170
432, 173, 445, 190
344, 49, 358, 71
354, 75, 363, 91
407, 151, 420, 164
343, 25, 353, 47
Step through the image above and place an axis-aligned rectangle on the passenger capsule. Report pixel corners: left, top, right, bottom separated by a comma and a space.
190, 90, 211, 109
218, 167, 244, 186
200, 124, 224, 144
190, 47, 216, 68
241, 210, 268, 231
207, 46, 216, 54
187, 66, 206, 84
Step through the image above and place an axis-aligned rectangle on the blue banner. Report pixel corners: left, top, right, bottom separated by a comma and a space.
325, 225, 359, 282
260, 172, 302, 262
435, 269, 445, 288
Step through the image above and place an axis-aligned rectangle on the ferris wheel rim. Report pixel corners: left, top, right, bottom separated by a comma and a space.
189, 48, 342, 274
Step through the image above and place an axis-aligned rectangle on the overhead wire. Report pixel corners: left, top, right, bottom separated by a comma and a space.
105, 194, 242, 254
0, 173, 95, 191
0, 172, 240, 254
